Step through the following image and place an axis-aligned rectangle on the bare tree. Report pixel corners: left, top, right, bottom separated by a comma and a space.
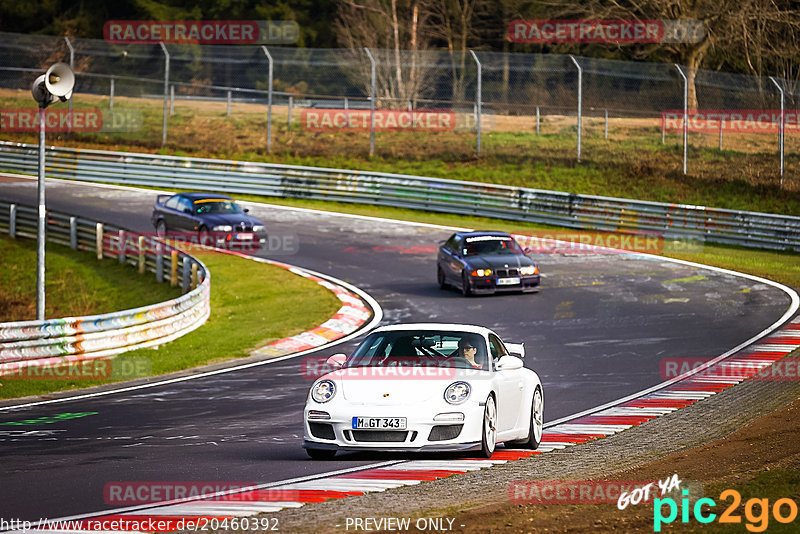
335, 0, 435, 104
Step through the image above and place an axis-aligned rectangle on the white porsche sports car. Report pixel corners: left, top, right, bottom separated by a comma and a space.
303, 323, 544, 459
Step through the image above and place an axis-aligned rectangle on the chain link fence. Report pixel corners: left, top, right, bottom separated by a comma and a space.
0, 31, 797, 181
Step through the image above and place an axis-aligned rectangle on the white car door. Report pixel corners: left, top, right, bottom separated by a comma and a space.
489, 335, 525, 432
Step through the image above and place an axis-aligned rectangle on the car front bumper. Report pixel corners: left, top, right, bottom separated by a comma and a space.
468, 274, 540, 294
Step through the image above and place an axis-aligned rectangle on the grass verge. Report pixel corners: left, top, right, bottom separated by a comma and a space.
0, 236, 181, 322
0, 245, 342, 400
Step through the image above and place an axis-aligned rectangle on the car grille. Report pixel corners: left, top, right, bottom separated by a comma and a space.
309, 422, 335, 440
496, 268, 519, 277
351, 430, 409, 442
428, 424, 464, 441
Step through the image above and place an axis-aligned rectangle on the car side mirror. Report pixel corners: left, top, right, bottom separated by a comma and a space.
327, 354, 346, 370
244, 208, 250, 213
505, 343, 525, 359
495, 355, 523, 371
524, 247, 532, 254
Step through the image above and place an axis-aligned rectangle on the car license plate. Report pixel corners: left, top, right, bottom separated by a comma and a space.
352, 417, 407, 430
497, 277, 520, 285
236, 232, 254, 240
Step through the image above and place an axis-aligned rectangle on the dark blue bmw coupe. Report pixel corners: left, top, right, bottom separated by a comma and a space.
437, 231, 540, 296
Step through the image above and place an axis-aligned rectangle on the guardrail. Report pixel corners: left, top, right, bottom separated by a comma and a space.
0, 200, 210, 374
0, 141, 798, 251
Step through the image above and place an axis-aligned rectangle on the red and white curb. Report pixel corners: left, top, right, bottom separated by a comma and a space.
250, 261, 371, 358
15, 314, 800, 534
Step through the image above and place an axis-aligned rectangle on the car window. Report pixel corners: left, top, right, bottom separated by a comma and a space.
346, 330, 488, 371
177, 197, 193, 213
443, 235, 458, 253
165, 196, 179, 210
463, 236, 522, 256
489, 334, 508, 362
194, 200, 243, 214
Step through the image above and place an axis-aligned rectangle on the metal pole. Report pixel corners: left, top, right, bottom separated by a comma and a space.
261, 46, 273, 153
36, 107, 46, 320
169, 84, 175, 115
604, 109, 608, 140
570, 55, 582, 161
469, 50, 482, 155
718, 119, 723, 150
288, 95, 293, 126
675, 64, 688, 175
364, 48, 376, 157
109, 78, 115, 109
64, 37, 74, 132
536, 106, 540, 135
159, 42, 169, 147
227, 90, 231, 119
769, 76, 785, 183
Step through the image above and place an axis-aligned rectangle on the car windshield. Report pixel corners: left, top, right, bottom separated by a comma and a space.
194, 200, 243, 214
462, 236, 522, 256
346, 330, 489, 371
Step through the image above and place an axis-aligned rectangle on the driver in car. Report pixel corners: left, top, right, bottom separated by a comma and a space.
454, 338, 483, 369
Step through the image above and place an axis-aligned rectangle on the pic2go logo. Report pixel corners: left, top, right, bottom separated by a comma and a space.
653, 489, 798, 532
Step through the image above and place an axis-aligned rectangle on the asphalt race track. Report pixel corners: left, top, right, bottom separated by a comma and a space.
0, 175, 793, 521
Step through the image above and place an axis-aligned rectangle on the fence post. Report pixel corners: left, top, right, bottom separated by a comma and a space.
769, 76, 785, 184
156, 243, 164, 282
64, 37, 74, 133
569, 55, 582, 162
170, 84, 175, 115
718, 119, 723, 150
469, 50, 482, 156
118, 230, 126, 264
170, 250, 178, 287
227, 90, 232, 119
182, 257, 191, 293
191, 262, 199, 290
96, 222, 104, 260
288, 95, 293, 126
261, 46, 274, 153
69, 216, 77, 249
536, 106, 540, 135
364, 48, 376, 157
159, 42, 170, 147
9, 204, 16, 238
109, 78, 115, 109
138, 235, 146, 274
604, 109, 608, 140
674, 64, 688, 175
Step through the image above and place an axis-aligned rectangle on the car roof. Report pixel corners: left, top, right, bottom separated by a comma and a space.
177, 192, 234, 201
454, 230, 513, 239
371, 323, 496, 336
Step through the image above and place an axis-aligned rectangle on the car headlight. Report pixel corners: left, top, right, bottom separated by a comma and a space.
212, 225, 232, 232
444, 381, 471, 405
311, 380, 336, 403
253, 225, 265, 232
520, 265, 538, 275
470, 269, 492, 277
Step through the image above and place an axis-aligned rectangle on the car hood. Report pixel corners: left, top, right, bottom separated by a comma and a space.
467, 254, 534, 270
199, 213, 262, 227
329, 368, 483, 405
